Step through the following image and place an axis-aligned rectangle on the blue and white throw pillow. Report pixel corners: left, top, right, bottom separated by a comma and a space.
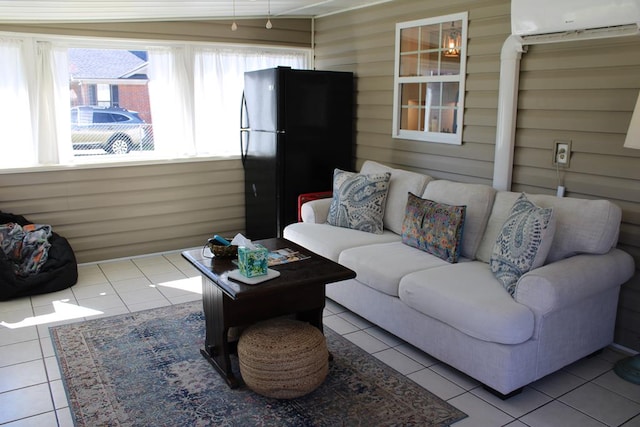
490, 193, 556, 297
327, 169, 391, 234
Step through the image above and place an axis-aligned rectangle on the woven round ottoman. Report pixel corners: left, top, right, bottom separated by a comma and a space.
237, 318, 329, 399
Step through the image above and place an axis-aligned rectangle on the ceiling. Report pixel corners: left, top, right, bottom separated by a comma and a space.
0, 0, 393, 24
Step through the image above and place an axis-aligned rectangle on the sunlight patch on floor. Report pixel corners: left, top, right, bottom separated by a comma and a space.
155, 276, 202, 294
0, 299, 103, 329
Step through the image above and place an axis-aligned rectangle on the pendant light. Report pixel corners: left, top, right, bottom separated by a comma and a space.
443, 22, 461, 57
266, 0, 273, 29
231, 0, 238, 31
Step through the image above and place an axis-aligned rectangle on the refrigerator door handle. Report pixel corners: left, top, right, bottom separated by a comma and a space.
240, 91, 249, 167
240, 91, 249, 130
241, 130, 249, 167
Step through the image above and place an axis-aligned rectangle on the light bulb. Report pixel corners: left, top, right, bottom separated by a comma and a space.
266, 18, 272, 29
231, 21, 238, 31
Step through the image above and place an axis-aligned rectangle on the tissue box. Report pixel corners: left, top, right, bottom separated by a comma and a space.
238, 245, 268, 278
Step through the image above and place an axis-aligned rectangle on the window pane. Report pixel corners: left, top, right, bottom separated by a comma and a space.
441, 20, 462, 74
400, 83, 426, 131
442, 82, 459, 134
420, 24, 441, 51
400, 53, 419, 77
419, 51, 440, 77
441, 55, 460, 75
68, 48, 154, 156
400, 27, 419, 53
425, 82, 459, 133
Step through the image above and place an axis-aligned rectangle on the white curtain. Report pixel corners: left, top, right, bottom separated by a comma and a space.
193, 48, 309, 156
35, 41, 73, 165
0, 38, 35, 167
147, 46, 196, 157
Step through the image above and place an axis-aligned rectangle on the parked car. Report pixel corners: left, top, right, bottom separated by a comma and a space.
71, 106, 154, 154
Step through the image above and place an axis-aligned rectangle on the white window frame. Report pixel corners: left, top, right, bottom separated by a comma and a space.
392, 12, 468, 145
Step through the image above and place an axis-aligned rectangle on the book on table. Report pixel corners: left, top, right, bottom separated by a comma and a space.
267, 248, 310, 266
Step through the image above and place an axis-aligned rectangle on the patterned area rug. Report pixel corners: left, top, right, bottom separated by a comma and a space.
51, 301, 467, 426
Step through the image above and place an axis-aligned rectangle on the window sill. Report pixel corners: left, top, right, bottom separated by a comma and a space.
0, 154, 241, 175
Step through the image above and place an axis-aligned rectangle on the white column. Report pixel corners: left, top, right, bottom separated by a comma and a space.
492, 35, 526, 191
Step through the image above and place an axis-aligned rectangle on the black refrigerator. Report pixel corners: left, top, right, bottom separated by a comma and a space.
241, 67, 354, 239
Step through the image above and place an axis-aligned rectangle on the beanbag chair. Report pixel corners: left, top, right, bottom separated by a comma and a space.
0, 211, 78, 301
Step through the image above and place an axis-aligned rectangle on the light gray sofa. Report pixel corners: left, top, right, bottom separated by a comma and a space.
283, 160, 635, 397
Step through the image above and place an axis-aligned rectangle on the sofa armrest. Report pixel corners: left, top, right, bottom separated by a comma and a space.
514, 248, 635, 314
301, 198, 333, 224
297, 191, 332, 221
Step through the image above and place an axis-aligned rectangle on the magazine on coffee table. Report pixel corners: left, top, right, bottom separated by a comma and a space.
267, 248, 310, 266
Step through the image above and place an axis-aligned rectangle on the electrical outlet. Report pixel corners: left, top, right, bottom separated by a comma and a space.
553, 140, 571, 166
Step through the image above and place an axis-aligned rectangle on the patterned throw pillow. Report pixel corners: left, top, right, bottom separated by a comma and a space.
401, 192, 466, 263
327, 169, 391, 234
490, 193, 556, 297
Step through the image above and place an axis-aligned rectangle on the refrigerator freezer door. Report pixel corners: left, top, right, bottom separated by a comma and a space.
244, 68, 280, 132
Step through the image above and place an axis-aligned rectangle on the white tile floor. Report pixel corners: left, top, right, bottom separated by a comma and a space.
1, 249, 640, 427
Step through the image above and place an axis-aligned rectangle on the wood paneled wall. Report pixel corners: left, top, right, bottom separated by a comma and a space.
0, 18, 312, 47
514, 37, 640, 350
313, 0, 640, 350
314, 0, 510, 184
0, 159, 245, 262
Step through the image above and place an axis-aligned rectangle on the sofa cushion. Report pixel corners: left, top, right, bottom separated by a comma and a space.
327, 169, 391, 234
401, 193, 466, 263
476, 192, 622, 264
283, 222, 400, 262
490, 194, 556, 296
338, 242, 450, 297
422, 180, 495, 260
360, 161, 432, 234
398, 262, 534, 344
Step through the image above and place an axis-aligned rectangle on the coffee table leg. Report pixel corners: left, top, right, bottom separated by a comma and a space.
297, 307, 324, 334
201, 278, 239, 388
201, 336, 238, 388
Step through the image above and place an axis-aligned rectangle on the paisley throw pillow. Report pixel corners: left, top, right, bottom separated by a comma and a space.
490, 193, 556, 297
327, 169, 391, 234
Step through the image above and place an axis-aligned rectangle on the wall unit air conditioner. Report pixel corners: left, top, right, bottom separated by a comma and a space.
512, 0, 640, 36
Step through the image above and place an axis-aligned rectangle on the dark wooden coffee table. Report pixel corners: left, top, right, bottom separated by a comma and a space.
182, 237, 356, 388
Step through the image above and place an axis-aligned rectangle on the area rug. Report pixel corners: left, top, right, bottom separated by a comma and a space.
50, 301, 467, 426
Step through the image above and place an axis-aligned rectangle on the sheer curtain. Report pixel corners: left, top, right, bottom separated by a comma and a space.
0, 38, 35, 167
193, 48, 309, 156
147, 46, 196, 157
35, 41, 73, 165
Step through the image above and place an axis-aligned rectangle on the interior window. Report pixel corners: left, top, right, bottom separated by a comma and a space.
392, 12, 468, 145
